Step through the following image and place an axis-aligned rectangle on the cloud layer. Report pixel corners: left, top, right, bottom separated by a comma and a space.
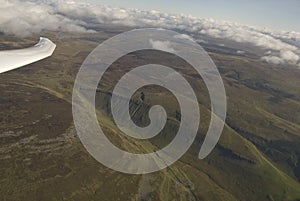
1, 0, 300, 67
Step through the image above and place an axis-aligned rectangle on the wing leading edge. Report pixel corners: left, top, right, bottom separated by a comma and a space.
0, 37, 56, 74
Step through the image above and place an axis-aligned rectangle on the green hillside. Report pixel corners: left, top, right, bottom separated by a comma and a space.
1, 30, 300, 201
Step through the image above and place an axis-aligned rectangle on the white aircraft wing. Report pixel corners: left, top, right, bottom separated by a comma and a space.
0, 37, 56, 74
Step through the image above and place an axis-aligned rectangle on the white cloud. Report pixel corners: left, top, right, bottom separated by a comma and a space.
261, 56, 284, 65
149, 39, 175, 53
237, 50, 245, 54
174, 34, 195, 42
280, 50, 299, 64
265, 50, 272, 55
1, 0, 300, 67
0, 0, 95, 37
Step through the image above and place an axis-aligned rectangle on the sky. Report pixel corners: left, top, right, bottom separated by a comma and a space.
91, 0, 300, 32
1, 0, 300, 66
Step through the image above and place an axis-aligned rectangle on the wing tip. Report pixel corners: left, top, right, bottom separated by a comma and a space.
37, 37, 56, 56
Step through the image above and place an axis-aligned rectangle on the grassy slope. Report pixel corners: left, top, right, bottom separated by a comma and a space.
0, 31, 300, 201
